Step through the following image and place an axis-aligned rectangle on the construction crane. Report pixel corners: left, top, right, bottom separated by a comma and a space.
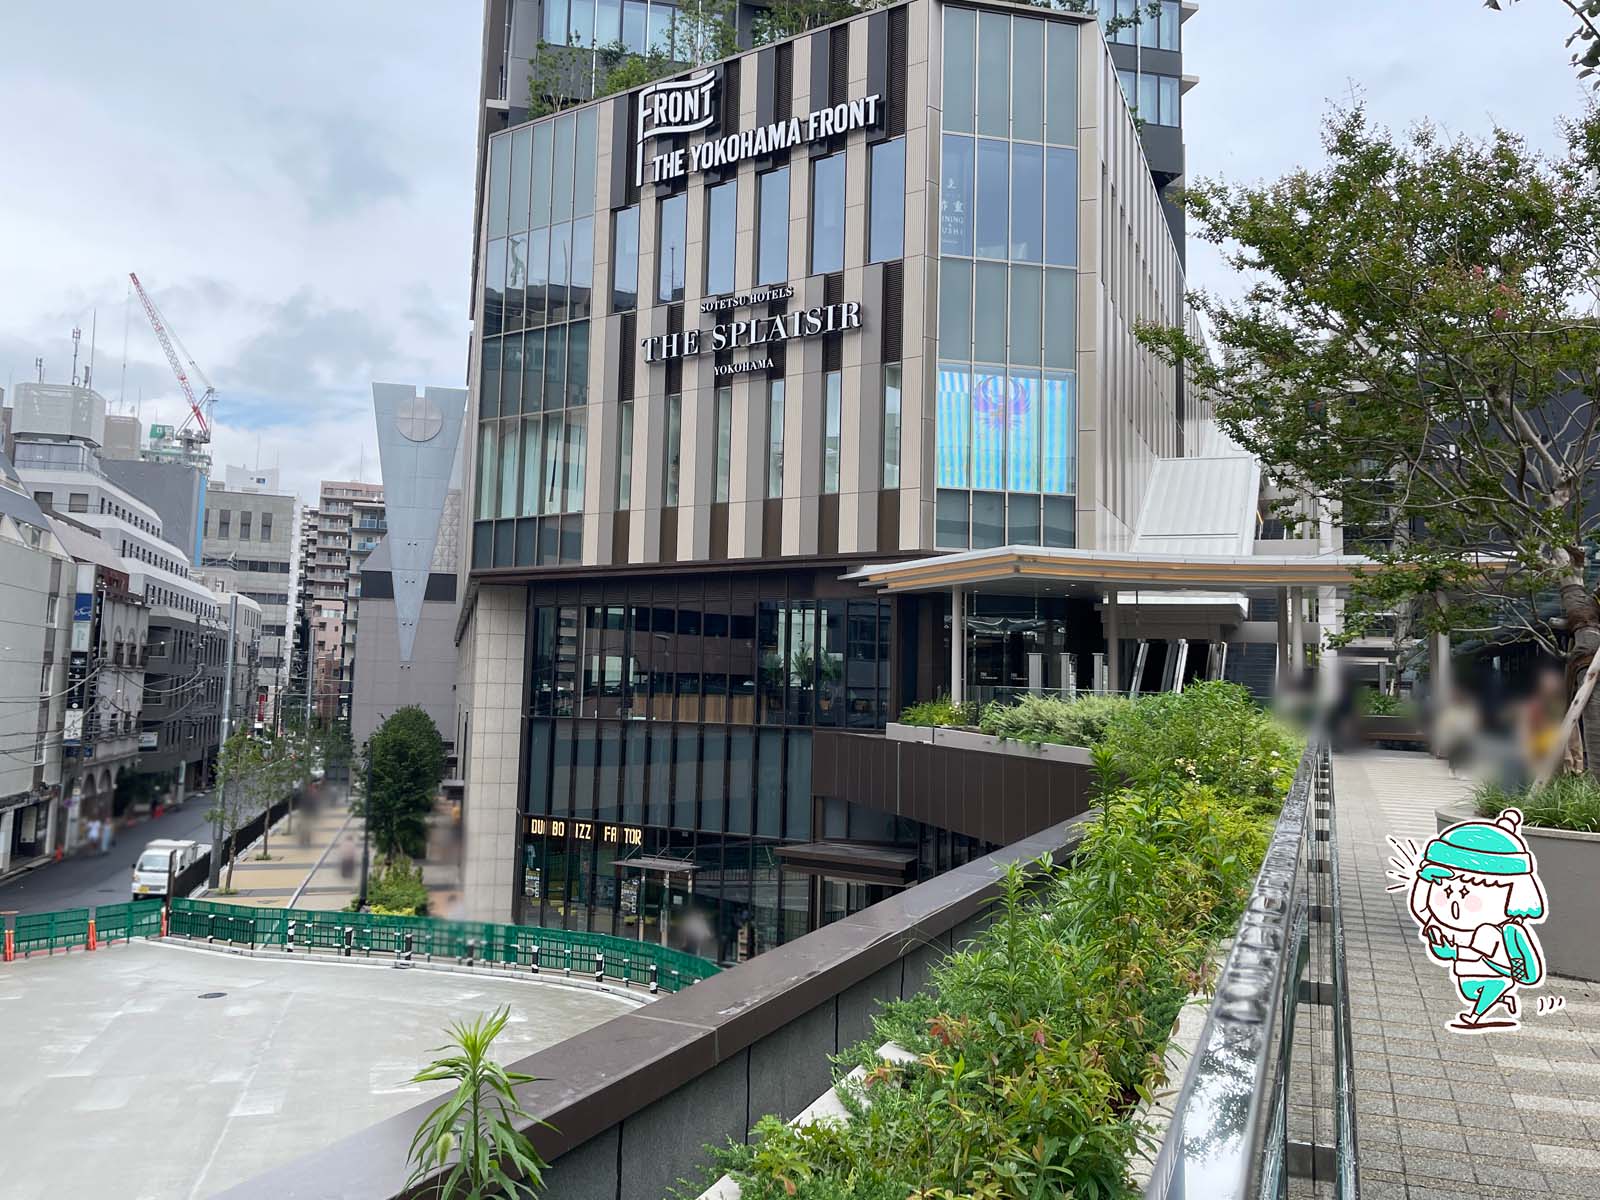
129, 271, 216, 448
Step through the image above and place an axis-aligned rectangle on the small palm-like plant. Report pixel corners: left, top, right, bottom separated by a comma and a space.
407, 1007, 548, 1198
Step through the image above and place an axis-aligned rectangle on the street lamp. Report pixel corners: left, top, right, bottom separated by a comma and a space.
357, 739, 371, 909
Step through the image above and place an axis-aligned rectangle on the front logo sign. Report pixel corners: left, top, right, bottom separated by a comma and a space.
636, 71, 719, 187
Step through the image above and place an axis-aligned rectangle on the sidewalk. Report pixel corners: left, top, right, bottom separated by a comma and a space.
1335, 750, 1600, 1200
209, 791, 363, 910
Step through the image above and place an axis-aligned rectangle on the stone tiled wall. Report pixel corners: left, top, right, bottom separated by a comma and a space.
459, 583, 527, 921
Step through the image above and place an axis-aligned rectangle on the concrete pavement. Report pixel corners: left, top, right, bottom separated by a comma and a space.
0, 939, 638, 1199
210, 791, 362, 910
1336, 750, 1600, 1200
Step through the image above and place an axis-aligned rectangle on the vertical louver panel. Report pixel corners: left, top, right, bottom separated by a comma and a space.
881, 260, 903, 363
887, 6, 908, 136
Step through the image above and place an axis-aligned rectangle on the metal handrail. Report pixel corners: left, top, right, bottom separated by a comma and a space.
1142, 735, 1358, 1200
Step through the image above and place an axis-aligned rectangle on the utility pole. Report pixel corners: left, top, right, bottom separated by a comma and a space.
207, 595, 239, 889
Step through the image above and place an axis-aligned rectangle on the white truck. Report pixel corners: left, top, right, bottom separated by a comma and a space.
130, 838, 204, 901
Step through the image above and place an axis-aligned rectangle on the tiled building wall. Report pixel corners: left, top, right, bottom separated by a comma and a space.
459, 583, 527, 920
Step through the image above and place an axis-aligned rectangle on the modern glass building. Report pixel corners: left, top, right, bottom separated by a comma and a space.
453, 0, 1290, 963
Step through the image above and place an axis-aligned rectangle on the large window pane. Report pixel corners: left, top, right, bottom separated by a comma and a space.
1009, 265, 1042, 367
508, 126, 532, 234
973, 262, 1007, 364
1008, 492, 1041, 545
972, 370, 1004, 491
1045, 20, 1078, 146
566, 320, 589, 406
936, 363, 971, 488
975, 139, 1008, 259
505, 233, 528, 331
543, 0, 569, 43
811, 152, 845, 275
882, 363, 902, 489
526, 226, 549, 326
617, 400, 634, 508
766, 380, 785, 498
548, 220, 571, 324
939, 134, 974, 256
976, 11, 1009, 138
570, 217, 594, 320
1042, 372, 1077, 494
484, 237, 506, 336
942, 6, 975, 134
1160, 1, 1180, 51
938, 258, 972, 359
1010, 143, 1043, 263
1044, 268, 1076, 370
562, 412, 586, 512
623, 0, 647, 52
568, 0, 595, 45
481, 337, 502, 419
785, 731, 811, 839
822, 371, 842, 494
715, 386, 732, 502
611, 205, 639, 311
498, 417, 520, 518
476, 421, 498, 520
502, 335, 524, 415
664, 394, 682, 505
935, 488, 968, 548
520, 417, 542, 517
524, 327, 546, 410
552, 114, 576, 223
1043, 493, 1075, 548
972, 491, 1005, 549
647, 0, 672, 54
757, 168, 789, 286
868, 137, 905, 263
658, 191, 687, 303
531, 121, 554, 228
541, 412, 564, 513
1007, 372, 1039, 492
1139, 73, 1159, 125
1045, 148, 1078, 267
1159, 75, 1180, 126
544, 323, 567, 416
1012, 18, 1044, 142
487, 133, 510, 238
595, 0, 621, 48
705, 181, 737, 296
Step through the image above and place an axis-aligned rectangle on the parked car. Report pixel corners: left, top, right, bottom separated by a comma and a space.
130, 838, 204, 901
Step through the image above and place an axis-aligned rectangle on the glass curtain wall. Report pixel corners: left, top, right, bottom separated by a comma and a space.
477, 110, 597, 569
936, 8, 1078, 551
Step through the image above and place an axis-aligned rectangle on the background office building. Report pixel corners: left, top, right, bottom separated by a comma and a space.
453, 0, 1291, 957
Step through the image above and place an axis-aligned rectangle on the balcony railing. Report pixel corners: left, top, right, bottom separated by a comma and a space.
1142, 736, 1357, 1199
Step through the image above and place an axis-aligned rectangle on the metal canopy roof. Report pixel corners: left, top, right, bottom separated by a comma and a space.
841, 545, 1375, 595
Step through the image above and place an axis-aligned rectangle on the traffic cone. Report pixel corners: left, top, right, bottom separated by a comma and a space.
87, 919, 97, 952
53, 847, 62, 863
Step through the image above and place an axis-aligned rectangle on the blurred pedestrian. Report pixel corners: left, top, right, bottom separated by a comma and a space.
99, 817, 113, 855
86, 818, 101, 854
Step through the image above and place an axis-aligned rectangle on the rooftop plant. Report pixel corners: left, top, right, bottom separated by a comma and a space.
1473, 774, 1600, 834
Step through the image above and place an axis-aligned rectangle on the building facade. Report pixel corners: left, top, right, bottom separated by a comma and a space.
306, 481, 383, 722
201, 467, 296, 731
452, 0, 1232, 961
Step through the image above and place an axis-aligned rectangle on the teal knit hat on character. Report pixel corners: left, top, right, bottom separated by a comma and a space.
1419, 809, 1532, 882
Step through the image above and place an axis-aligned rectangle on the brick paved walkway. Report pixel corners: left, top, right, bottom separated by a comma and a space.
213, 790, 360, 909
1335, 750, 1600, 1200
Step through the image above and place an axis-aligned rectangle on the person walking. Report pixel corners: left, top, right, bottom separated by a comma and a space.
99, 816, 113, 855
85, 817, 101, 855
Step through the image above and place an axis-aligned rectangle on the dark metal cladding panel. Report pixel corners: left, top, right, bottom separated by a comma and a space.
866, 10, 889, 139
610, 93, 634, 209
755, 45, 776, 128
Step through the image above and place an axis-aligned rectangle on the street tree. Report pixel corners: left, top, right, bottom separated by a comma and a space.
1138, 106, 1600, 774
208, 730, 291, 892
364, 707, 448, 861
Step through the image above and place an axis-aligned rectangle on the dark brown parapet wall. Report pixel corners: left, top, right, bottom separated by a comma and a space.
216, 814, 1092, 1200
813, 727, 1095, 846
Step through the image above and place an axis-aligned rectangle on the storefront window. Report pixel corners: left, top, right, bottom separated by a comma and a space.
757, 167, 789, 286
705, 181, 737, 296
811, 152, 846, 275
868, 137, 905, 263
939, 135, 974, 256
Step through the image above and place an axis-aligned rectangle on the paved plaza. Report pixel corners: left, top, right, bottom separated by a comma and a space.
0, 939, 637, 1199
1337, 750, 1600, 1200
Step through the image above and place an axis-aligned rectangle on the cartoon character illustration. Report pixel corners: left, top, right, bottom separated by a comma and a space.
1399, 808, 1547, 1032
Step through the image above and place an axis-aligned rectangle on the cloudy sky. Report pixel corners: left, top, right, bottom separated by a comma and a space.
0, 1, 1585, 504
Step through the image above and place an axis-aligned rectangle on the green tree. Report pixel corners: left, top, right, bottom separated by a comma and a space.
364, 707, 448, 860
209, 730, 293, 892
1487, 0, 1600, 84
1137, 106, 1600, 773
407, 1008, 548, 1199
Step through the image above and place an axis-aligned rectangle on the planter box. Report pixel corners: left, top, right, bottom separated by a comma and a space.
885, 722, 1094, 766
1360, 715, 1426, 746
1435, 801, 1600, 982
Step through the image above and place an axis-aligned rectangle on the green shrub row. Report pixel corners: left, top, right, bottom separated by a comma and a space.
1473, 773, 1600, 833
698, 685, 1295, 1199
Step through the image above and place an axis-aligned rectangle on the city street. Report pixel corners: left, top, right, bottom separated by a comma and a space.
0, 797, 216, 915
